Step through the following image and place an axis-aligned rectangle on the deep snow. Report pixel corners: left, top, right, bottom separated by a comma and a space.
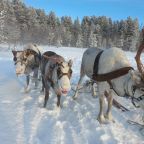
0, 45, 144, 144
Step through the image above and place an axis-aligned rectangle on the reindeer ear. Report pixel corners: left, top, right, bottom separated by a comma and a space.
12, 50, 17, 56
68, 59, 73, 67
130, 70, 141, 84
25, 51, 30, 56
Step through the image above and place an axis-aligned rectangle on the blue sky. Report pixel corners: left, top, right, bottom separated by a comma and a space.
24, 0, 144, 25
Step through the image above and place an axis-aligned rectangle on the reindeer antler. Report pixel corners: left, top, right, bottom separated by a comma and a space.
135, 28, 144, 80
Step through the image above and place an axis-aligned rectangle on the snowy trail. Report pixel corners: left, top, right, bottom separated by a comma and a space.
0, 48, 144, 144
0, 60, 24, 144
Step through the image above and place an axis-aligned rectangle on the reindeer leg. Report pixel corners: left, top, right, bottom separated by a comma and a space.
41, 76, 45, 92
91, 80, 97, 97
73, 66, 85, 99
104, 91, 114, 122
73, 75, 84, 99
43, 79, 50, 108
33, 68, 39, 88
57, 95, 61, 108
97, 94, 106, 124
44, 87, 49, 108
26, 75, 30, 87
25, 75, 30, 92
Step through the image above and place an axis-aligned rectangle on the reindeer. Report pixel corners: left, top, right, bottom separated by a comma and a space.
12, 44, 42, 91
73, 41, 144, 124
41, 51, 73, 108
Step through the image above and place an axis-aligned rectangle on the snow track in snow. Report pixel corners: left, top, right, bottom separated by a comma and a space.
0, 48, 144, 144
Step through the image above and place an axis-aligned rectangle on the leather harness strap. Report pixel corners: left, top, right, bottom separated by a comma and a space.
92, 50, 133, 82
93, 67, 133, 82
92, 50, 134, 96
93, 50, 104, 76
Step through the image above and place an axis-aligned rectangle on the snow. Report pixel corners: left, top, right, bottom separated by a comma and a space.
0, 45, 144, 144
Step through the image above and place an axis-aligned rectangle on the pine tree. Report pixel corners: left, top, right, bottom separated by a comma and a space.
81, 16, 90, 47
71, 18, 82, 47
5, 2, 20, 46
61, 16, 73, 46
123, 17, 139, 51
0, 1, 7, 43
88, 21, 98, 48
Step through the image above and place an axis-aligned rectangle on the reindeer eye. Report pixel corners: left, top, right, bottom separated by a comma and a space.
23, 58, 27, 61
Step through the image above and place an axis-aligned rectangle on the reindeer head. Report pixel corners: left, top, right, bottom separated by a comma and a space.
45, 54, 73, 96
12, 50, 26, 75
12, 49, 38, 75
53, 60, 72, 96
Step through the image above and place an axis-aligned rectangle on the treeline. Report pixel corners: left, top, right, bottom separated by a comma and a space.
0, 0, 143, 51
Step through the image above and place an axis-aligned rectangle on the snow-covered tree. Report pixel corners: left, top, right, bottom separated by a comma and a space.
88, 31, 97, 48
71, 18, 83, 47
5, 2, 20, 46
0, 1, 7, 43
0, 0, 141, 50
61, 16, 73, 46
81, 16, 91, 47
123, 17, 139, 51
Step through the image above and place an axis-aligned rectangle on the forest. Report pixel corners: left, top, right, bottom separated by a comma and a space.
0, 0, 143, 51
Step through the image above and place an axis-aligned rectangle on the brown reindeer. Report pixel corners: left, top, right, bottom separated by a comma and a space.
40, 51, 73, 108
12, 44, 42, 91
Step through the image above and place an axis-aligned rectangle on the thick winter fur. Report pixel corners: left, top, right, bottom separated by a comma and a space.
12, 43, 42, 91
73, 47, 144, 123
41, 51, 73, 108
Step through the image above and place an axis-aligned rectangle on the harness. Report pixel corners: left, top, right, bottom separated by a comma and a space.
92, 50, 133, 82
45, 61, 72, 87
57, 64, 72, 79
92, 50, 144, 107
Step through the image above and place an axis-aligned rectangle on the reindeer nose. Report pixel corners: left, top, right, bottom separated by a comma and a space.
16, 73, 20, 76
16, 68, 23, 75
16, 71, 21, 75
62, 89, 68, 94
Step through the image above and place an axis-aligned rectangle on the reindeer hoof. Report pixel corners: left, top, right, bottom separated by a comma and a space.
92, 94, 97, 98
104, 114, 115, 123
40, 90, 44, 94
58, 105, 62, 108
43, 103, 47, 108
24, 87, 31, 93
97, 115, 108, 124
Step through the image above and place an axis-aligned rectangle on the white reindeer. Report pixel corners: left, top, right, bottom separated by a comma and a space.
73, 42, 144, 124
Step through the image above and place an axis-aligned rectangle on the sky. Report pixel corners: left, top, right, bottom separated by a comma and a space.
24, 0, 144, 25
